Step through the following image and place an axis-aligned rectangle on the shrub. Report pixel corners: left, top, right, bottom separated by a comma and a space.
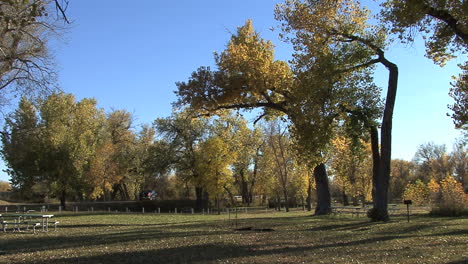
431, 176, 468, 216
403, 179, 429, 205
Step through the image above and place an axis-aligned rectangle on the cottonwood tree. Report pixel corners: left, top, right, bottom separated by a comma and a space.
154, 110, 210, 209
381, 0, 468, 133
211, 112, 264, 206
276, 0, 396, 221
105, 110, 138, 200
1, 97, 42, 198
175, 20, 380, 215
38, 93, 104, 208
196, 136, 236, 213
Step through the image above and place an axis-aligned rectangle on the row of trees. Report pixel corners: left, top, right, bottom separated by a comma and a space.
0, 0, 466, 221
3, 93, 465, 214
1, 94, 156, 207
1, 94, 315, 210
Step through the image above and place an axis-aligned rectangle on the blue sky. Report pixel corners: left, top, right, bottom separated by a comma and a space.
0, 0, 464, 181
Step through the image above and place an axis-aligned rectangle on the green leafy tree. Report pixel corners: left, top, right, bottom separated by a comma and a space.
154, 110, 210, 209
1, 97, 42, 198
449, 65, 468, 132
2, 93, 104, 207
106, 110, 138, 200
39, 93, 104, 207
381, 0, 468, 134
276, 0, 397, 221
381, 0, 466, 66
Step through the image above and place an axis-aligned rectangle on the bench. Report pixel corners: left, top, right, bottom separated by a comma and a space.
331, 206, 368, 217
51, 221, 59, 231
24, 222, 42, 234
1, 221, 8, 232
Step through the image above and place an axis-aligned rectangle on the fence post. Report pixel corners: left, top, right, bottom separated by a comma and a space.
175, 208, 177, 214
142, 207, 145, 214
191, 208, 194, 214
158, 207, 160, 214
59, 206, 62, 213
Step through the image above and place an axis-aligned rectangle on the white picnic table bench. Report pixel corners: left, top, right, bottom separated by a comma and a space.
0, 213, 58, 233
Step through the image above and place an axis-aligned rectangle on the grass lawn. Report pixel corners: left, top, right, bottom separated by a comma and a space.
0, 209, 466, 264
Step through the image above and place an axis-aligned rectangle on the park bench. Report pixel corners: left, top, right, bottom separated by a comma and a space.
331, 206, 368, 217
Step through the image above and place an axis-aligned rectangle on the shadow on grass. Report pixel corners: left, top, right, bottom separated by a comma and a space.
445, 259, 468, 264
305, 221, 377, 232
0, 222, 232, 256
16, 235, 409, 264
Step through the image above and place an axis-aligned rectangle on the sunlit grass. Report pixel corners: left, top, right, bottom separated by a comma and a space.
0, 210, 466, 264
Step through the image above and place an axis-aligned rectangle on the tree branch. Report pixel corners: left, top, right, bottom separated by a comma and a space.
425, 6, 468, 43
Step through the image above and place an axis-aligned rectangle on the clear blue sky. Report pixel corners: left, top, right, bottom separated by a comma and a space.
0, 0, 464, 182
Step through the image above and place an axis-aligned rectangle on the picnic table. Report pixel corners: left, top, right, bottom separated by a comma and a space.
1, 213, 57, 233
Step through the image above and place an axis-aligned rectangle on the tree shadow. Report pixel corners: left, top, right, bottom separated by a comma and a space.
0, 222, 232, 256
15, 235, 408, 264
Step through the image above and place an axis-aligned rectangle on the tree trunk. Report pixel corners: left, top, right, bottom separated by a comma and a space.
370, 126, 380, 204
283, 189, 290, 212
306, 176, 312, 211
122, 183, 130, 200
195, 186, 204, 210
60, 190, 66, 210
314, 163, 331, 215
342, 190, 349, 206
224, 186, 236, 206
370, 58, 398, 222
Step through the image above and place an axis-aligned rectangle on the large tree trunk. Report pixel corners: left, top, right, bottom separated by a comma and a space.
60, 190, 66, 210
306, 176, 313, 211
224, 186, 236, 206
195, 187, 209, 210
369, 58, 398, 222
283, 189, 290, 212
342, 190, 349, 206
314, 163, 331, 215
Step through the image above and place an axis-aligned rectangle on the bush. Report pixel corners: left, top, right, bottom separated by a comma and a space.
430, 176, 468, 216
403, 180, 429, 205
